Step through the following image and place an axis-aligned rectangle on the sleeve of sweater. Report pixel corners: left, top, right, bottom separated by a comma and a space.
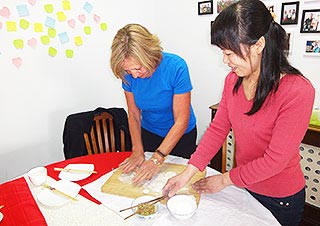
188, 73, 233, 171
229, 76, 315, 188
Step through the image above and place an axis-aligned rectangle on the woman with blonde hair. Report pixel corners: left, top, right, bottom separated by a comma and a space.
110, 24, 197, 185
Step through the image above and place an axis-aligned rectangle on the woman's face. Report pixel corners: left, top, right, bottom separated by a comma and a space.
122, 56, 149, 79
221, 44, 262, 79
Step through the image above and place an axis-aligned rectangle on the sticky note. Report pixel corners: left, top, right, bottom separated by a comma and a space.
84, 26, 91, 35
48, 47, 57, 57
74, 36, 83, 46
34, 23, 43, 32
56, 12, 66, 22
13, 39, 24, 49
12, 57, 22, 68
63, 1, 71, 10
58, 32, 69, 44
83, 2, 93, 13
41, 36, 50, 45
20, 19, 30, 29
44, 4, 54, 13
16, 4, 29, 17
66, 49, 74, 58
100, 22, 107, 31
45, 16, 55, 28
6, 21, 17, 32
0, 6, 10, 18
48, 28, 57, 38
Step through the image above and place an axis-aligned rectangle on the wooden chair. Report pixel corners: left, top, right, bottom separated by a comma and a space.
83, 112, 126, 154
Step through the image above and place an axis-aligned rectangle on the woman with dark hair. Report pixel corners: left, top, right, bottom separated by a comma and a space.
163, 1, 315, 225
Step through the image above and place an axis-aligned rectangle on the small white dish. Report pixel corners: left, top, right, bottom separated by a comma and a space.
167, 194, 197, 220
0, 212, 3, 222
131, 195, 159, 220
37, 180, 81, 207
58, 164, 94, 181
28, 166, 47, 186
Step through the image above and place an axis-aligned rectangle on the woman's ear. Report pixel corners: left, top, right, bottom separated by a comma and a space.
255, 36, 266, 54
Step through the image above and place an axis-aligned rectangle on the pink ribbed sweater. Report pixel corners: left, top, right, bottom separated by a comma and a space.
190, 72, 315, 197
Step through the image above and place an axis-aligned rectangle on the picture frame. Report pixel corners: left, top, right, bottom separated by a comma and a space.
198, 1, 213, 15
266, 4, 277, 21
300, 9, 320, 33
285, 32, 294, 56
304, 39, 320, 56
211, 21, 214, 44
280, 2, 299, 25
217, 0, 239, 14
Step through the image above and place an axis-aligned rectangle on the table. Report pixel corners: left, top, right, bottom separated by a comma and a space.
0, 152, 281, 226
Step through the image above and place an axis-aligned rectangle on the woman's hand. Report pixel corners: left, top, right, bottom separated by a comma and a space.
119, 151, 145, 174
132, 159, 160, 185
192, 172, 233, 194
162, 164, 199, 197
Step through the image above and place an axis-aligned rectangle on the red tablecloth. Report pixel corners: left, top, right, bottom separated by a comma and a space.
0, 177, 47, 226
0, 152, 131, 226
46, 152, 131, 204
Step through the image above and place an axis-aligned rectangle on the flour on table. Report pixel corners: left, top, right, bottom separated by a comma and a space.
143, 171, 177, 193
118, 172, 135, 183
118, 171, 178, 194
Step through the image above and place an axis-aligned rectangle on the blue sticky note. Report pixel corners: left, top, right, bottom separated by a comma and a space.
16, 4, 29, 17
83, 2, 93, 13
58, 32, 69, 44
45, 16, 56, 28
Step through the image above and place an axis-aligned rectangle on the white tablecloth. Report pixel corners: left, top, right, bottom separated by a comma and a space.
83, 152, 281, 226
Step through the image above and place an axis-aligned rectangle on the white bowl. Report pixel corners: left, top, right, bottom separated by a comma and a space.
131, 195, 159, 220
27, 166, 47, 186
166, 194, 198, 220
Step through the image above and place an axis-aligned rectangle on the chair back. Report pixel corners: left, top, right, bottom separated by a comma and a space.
83, 112, 126, 154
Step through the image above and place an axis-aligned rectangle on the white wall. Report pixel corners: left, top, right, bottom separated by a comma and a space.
0, 0, 319, 183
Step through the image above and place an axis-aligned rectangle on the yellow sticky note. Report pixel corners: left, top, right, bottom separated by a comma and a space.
6, 21, 17, 32
13, 39, 24, 49
41, 36, 50, 45
84, 26, 91, 35
48, 47, 57, 57
74, 36, 83, 46
100, 22, 107, 31
62, 1, 71, 10
48, 28, 57, 38
66, 49, 74, 58
34, 23, 43, 32
20, 19, 30, 30
44, 4, 54, 13
56, 12, 66, 22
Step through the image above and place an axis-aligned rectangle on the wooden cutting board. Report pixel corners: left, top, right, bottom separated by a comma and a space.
101, 163, 206, 204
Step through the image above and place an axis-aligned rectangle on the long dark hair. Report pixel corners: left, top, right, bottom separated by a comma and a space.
211, 0, 302, 115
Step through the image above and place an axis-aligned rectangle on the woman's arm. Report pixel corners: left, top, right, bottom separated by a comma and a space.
157, 92, 191, 156
119, 91, 145, 173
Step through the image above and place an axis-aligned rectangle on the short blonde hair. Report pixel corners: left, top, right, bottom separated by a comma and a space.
110, 24, 163, 81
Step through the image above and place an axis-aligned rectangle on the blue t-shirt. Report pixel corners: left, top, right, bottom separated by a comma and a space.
122, 52, 196, 137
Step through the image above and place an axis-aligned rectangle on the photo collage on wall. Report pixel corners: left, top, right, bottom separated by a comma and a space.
200, 0, 320, 56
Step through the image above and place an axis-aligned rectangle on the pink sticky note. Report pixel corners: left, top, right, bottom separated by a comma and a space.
12, 57, 22, 68
93, 14, 100, 24
28, 0, 36, 6
0, 7, 10, 18
78, 14, 86, 23
28, 38, 37, 48
68, 19, 75, 28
